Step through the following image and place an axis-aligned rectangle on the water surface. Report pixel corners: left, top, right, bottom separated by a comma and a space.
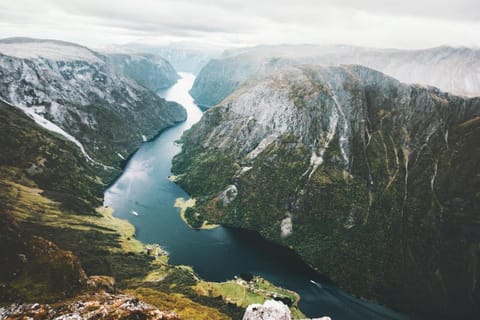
104, 72, 411, 320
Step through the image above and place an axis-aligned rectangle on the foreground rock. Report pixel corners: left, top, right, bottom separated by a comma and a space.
243, 300, 331, 320
0, 293, 180, 320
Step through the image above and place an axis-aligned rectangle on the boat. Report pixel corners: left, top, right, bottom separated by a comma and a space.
131, 210, 139, 216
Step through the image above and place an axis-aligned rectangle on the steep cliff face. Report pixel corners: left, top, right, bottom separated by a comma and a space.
0, 37, 186, 167
191, 44, 480, 107
173, 65, 480, 319
108, 53, 179, 91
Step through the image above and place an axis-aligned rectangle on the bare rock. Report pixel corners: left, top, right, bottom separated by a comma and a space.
0, 293, 180, 320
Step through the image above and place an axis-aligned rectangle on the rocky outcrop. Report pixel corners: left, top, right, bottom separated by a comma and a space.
243, 300, 331, 320
191, 44, 480, 107
173, 65, 480, 319
86, 276, 116, 294
108, 53, 179, 91
0, 293, 181, 319
0, 37, 186, 167
243, 300, 292, 320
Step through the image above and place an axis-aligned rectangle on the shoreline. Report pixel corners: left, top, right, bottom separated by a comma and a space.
98, 204, 306, 317
173, 197, 220, 230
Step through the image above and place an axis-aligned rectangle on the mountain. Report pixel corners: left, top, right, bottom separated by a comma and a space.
0, 37, 186, 167
152, 46, 219, 74
172, 65, 480, 319
114, 42, 223, 74
190, 44, 480, 107
108, 53, 179, 91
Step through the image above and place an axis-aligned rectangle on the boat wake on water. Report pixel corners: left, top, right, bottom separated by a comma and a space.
310, 280, 323, 289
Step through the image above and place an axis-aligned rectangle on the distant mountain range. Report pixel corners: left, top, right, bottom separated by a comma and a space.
103, 42, 223, 74
190, 44, 480, 107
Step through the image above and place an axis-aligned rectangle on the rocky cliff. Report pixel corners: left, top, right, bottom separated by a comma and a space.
0, 37, 186, 167
190, 44, 480, 107
173, 65, 480, 319
108, 53, 179, 91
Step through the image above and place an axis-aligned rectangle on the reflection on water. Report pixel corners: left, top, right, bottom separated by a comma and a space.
104, 73, 411, 320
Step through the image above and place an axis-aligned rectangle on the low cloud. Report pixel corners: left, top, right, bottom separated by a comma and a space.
0, 0, 479, 48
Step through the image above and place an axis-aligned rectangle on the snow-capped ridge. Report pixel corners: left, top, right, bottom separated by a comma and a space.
0, 37, 103, 63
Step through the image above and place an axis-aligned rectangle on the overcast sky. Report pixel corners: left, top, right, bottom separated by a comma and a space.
0, 0, 479, 49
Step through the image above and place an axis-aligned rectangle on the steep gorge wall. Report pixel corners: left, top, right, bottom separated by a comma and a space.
173, 65, 480, 319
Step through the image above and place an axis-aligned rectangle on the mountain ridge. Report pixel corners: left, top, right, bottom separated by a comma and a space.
0, 37, 186, 167
190, 44, 480, 107
173, 64, 480, 319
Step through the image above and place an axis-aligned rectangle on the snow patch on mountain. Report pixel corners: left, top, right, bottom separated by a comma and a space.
0, 96, 112, 168
0, 41, 102, 63
0, 37, 186, 167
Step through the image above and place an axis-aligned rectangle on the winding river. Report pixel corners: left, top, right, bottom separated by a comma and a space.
104, 73, 410, 320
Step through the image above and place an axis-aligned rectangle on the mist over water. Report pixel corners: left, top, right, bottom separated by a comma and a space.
104, 72, 410, 320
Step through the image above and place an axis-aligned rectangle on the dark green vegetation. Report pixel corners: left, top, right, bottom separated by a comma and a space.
184, 207, 204, 228
173, 66, 480, 319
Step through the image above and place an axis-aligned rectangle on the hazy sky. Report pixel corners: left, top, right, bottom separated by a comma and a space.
0, 0, 479, 49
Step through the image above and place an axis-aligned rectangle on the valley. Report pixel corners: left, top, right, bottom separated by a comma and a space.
0, 35, 478, 320
105, 73, 410, 319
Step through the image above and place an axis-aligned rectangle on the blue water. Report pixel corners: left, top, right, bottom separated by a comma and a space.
104, 72, 411, 320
